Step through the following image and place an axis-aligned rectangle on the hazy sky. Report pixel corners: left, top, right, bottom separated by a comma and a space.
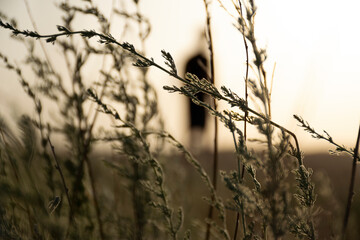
0, 0, 359, 153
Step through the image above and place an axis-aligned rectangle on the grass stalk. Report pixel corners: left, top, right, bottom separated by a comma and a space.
342, 124, 360, 239
23, 0, 55, 73
87, 0, 116, 133
47, 137, 74, 219
233, 1, 250, 238
86, 157, 106, 240
202, 1, 219, 239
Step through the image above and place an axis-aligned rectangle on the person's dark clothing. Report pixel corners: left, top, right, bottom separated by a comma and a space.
185, 54, 208, 129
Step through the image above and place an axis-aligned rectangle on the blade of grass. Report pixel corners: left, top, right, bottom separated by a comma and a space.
342, 124, 360, 239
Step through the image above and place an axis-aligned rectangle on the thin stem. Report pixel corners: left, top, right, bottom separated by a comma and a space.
294, 115, 359, 162
47, 137, 74, 219
203, 1, 219, 239
229, 117, 246, 239
234, 1, 249, 238
269, 62, 276, 103
87, 0, 116, 127
23, 0, 55, 72
216, 0, 238, 20
86, 157, 106, 240
342, 124, 360, 239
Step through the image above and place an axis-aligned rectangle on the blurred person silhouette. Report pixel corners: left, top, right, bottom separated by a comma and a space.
184, 37, 210, 151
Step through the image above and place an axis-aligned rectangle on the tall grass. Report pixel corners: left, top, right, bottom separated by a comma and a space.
0, 0, 359, 239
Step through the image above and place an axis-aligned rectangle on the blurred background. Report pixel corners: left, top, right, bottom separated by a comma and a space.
0, 0, 359, 152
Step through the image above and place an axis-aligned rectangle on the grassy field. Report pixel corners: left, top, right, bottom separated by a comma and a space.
159, 150, 360, 239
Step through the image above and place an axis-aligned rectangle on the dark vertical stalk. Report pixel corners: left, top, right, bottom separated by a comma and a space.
131, 163, 144, 240
233, 0, 249, 239
47, 137, 74, 219
86, 157, 106, 240
342, 124, 360, 239
203, 1, 218, 240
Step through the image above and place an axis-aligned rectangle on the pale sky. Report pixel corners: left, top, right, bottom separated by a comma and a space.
0, 0, 359, 153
